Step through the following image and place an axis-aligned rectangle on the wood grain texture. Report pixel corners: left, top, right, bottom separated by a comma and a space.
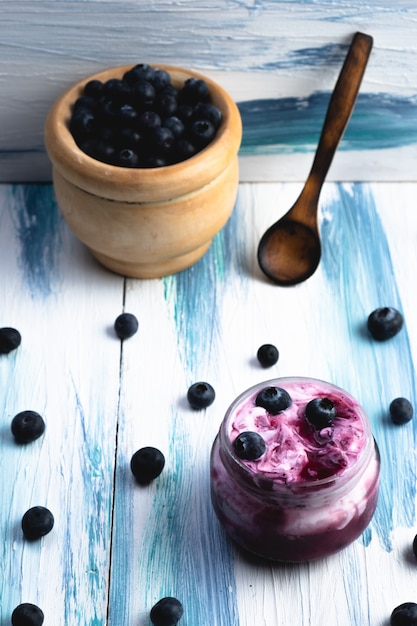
1, 1, 417, 182
2, 180, 416, 625
0, 185, 124, 625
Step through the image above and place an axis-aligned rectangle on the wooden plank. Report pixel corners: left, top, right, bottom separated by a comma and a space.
1, 181, 417, 625
0, 185, 124, 625
1, 1, 417, 182
110, 181, 417, 625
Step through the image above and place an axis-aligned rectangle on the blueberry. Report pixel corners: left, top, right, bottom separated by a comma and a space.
0, 327, 21, 354
11, 411, 46, 444
130, 447, 165, 484
176, 103, 194, 123
390, 603, 417, 626
151, 69, 172, 91
189, 120, 216, 148
11, 603, 44, 626
180, 77, 209, 103
255, 386, 292, 415
114, 148, 139, 168
69, 109, 96, 140
131, 80, 155, 108
367, 307, 404, 341
72, 95, 99, 113
114, 313, 139, 339
413, 533, 417, 559
233, 431, 266, 461
173, 138, 197, 162
114, 127, 142, 150
118, 104, 139, 125
305, 397, 336, 429
77, 138, 96, 157
192, 102, 222, 129
137, 110, 161, 134
80, 139, 115, 164
83, 79, 104, 99
389, 397, 413, 425
99, 126, 116, 143
123, 63, 155, 84
151, 127, 175, 154
150, 597, 184, 626
21, 506, 54, 540
141, 155, 169, 168
103, 78, 131, 103
155, 93, 178, 117
159, 84, 179, 100
187, 382, 215, 409
164, 116, 185, 139
99, 98, 121, 122
256, 344, 279, 367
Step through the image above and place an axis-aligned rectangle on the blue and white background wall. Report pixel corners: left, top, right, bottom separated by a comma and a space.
1, 1, 417, 182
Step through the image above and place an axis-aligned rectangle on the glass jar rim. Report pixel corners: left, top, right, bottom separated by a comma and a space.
219, 376, 373, 494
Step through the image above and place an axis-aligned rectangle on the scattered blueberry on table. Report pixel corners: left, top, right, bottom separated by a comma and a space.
389, 397, 414, 425
21, 506, 54, 541
0, 327, 21, 354
3, 262, 414, 622
130, 447, 165, 484
114, 312, 139, 339
150, 596, 184, 626
11, 603, 44, 626
390, 602, 417, 626
69, 63, 222, 168
256, 343, 279, 367
187, 382, 215, 409
11, 411, 46, 444
367, 306, 404, 341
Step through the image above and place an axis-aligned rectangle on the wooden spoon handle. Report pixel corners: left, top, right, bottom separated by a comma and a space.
306, 32, 373, 196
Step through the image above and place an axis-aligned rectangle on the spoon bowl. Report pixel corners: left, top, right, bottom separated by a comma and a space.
258, 32, 373, 286
258, 219, 321, 285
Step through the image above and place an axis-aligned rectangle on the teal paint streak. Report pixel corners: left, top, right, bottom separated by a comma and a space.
163, 258, 221, 378
110, 199, 246, 626
108, 463, 133, 626
320, 184, 417, 551
163, 195, 246, 379
238, 92, 417, 155
64, 380, 109, 626
136, 416, 239, 626
263, 43, 348, 70
9, 184, 63, 298
152, 202, 246, 624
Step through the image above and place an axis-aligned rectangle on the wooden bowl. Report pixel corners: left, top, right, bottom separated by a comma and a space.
44, 64, 242, 278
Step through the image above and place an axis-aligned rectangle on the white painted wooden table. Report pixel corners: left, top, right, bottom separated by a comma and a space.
1, 180, 417, 626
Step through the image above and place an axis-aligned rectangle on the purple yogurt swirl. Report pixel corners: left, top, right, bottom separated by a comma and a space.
210, 377, 380, 562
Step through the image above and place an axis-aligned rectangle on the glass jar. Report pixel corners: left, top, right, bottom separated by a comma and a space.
210, 377, 380, 562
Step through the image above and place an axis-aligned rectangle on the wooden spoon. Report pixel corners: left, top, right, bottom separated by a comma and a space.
257, 32, 373, 286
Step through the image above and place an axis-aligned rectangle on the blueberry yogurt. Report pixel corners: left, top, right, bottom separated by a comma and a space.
210, 377, 380, 562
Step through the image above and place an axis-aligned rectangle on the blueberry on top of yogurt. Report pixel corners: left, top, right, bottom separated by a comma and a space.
255, 386, 292, 415
230, 380, 366, 483
233, 431, 266, 461
305, 397, 337, 430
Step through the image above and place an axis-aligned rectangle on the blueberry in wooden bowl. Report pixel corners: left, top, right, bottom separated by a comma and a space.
44, 63, 242, 278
